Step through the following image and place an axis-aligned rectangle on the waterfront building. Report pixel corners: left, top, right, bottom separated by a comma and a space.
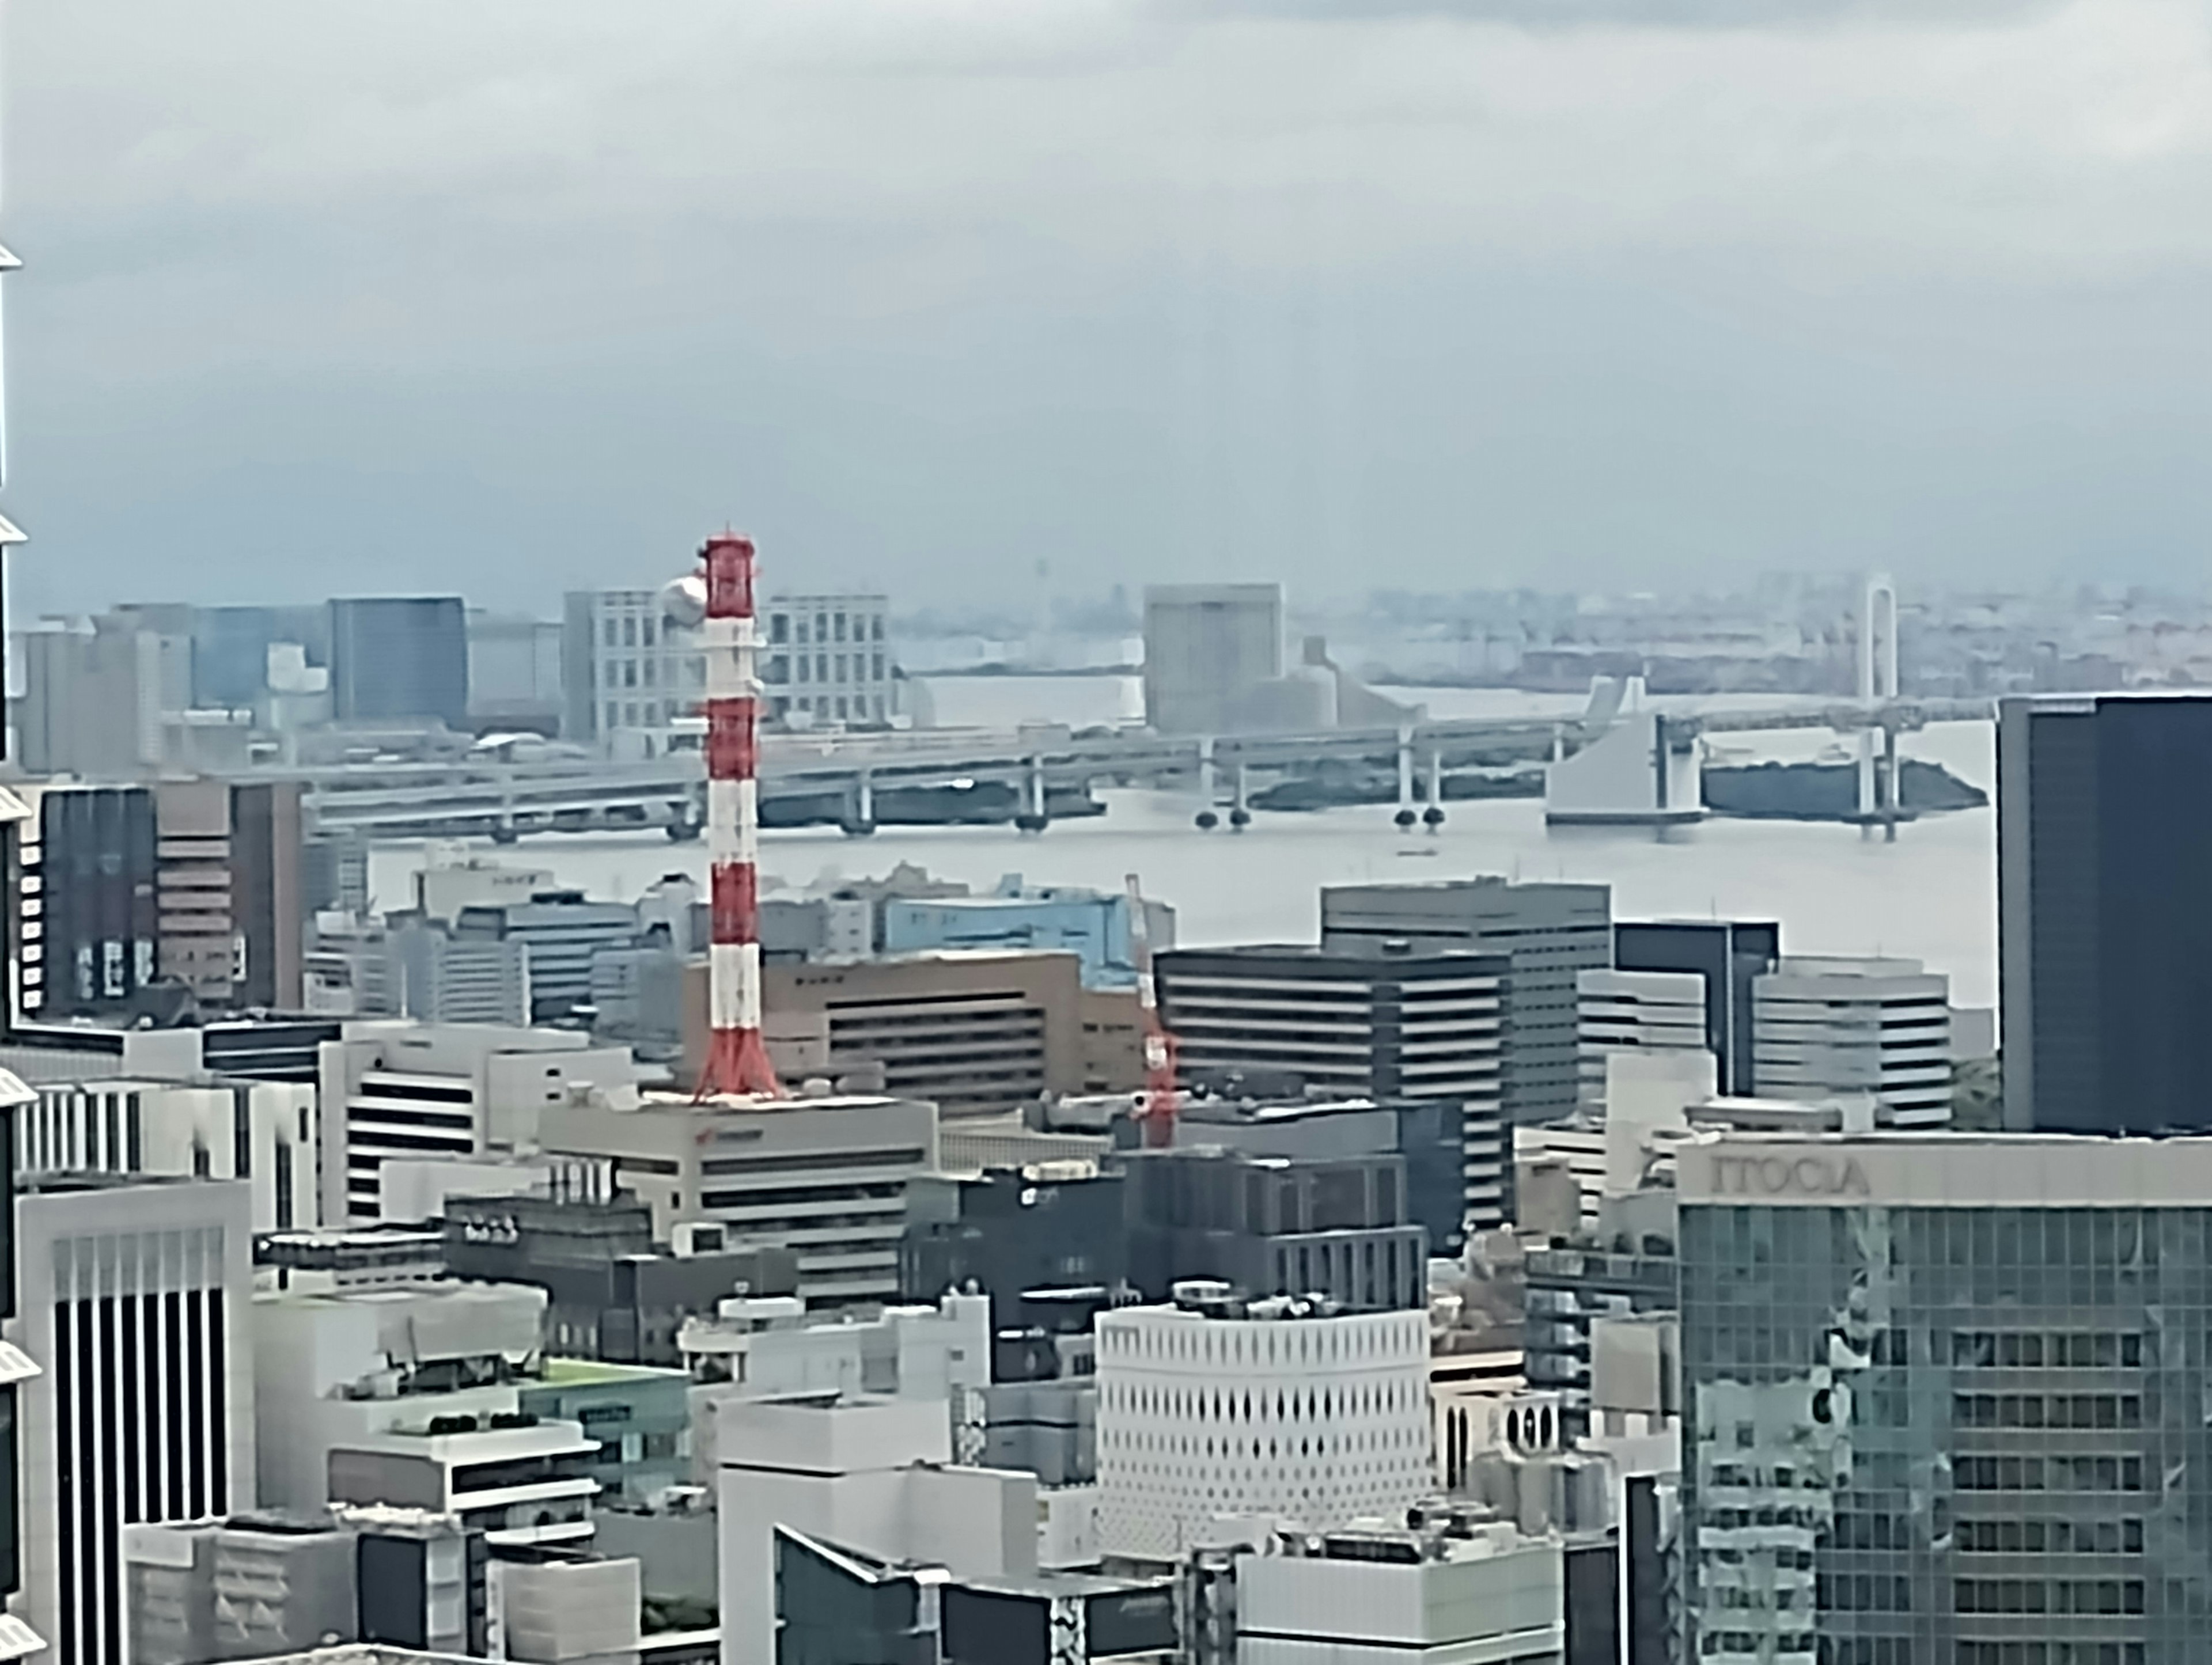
1154, 946, 1505, 1232
1677, 1131, 2212, 1663
327, 597, 469, 729
1751, 955, 1953, 1128
1999, 691, 2212, 1133
1141, 583, 1283, 735
1323, 878, 1612, 1128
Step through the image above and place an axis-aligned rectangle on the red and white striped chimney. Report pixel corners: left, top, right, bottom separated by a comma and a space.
695, 532, 783, 1101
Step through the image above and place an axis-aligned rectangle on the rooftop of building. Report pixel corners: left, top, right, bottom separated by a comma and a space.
1323, 875, 1608, 898
636, 1088, 923, 1115
538, 1356, 689, 1389
1678, 1127, 2212, 1208
19, 1169, 236, 1196
1108, 1281, 1423, 1325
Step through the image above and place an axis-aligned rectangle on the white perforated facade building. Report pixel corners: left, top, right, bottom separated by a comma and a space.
1094, 1293, 1432, 1560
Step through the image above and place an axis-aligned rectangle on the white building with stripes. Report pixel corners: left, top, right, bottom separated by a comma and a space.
7, 1174, 255, 1665
1094, 1287, 1432, 1560
19, 1076, 318, 1233
316, 1021, 638, 1224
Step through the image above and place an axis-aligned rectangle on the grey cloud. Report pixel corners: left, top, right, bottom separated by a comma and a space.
1197, 0, 2063, 26
6, 0, 2212, 617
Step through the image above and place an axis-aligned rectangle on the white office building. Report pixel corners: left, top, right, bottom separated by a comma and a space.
9, 1175, 256, 1665
252, 1278, 600, 1550
1094, 1288, 1431, 1560
760, 591, 896, 729
537, 1090, 938, 1308
563, 585, 896, 755
19, 1076, 319, 1232
316, 1021, 638, 1224
1232, 1512, 1565, 1665
1577, 967, 1709, 1106
717, 1391, 1041, 1665
677, 1289, 990, 1474
1751, 956, 1953, 1128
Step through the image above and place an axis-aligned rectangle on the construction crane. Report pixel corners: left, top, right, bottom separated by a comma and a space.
1126, 873, 1177, 1148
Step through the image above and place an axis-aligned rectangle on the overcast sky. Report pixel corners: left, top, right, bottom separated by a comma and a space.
6, 0, 2212, 617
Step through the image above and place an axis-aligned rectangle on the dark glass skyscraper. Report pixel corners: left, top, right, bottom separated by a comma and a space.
1612, 918, 1781, 1096
327, 596, 469, 728
1998, 693, 2212, 1133
1679, 1132, 2212, 1664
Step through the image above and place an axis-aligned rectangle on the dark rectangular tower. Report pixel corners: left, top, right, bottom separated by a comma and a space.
1998, 693, 2212, 1133
1321, 878, 1612, 1125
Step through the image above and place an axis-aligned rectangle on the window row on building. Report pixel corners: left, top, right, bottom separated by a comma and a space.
1955, 1516, 2143, 1555
1952, 1577, 2146, 1616
1951, 1330, 2146, 1369
1953, 1391, 2143, 1429
1954, 1454, 2146, 1492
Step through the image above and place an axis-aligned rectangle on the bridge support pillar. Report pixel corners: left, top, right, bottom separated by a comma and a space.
843, 772, 877, 837
1395, 725, 1418, 830
1196, 738, 1219, 830
1015, 757, 1050, 834
1423, 749, 1445, 831
1229, 763, 1251, 831
1883, 727, 1900, 843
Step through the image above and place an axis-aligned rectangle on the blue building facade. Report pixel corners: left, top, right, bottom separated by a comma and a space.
881, 876, 1171, 989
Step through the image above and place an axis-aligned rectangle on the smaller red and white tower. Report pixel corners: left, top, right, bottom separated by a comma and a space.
695, 532, 783, 1101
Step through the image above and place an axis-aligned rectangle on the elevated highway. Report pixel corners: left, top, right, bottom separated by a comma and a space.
287, 693, 1995, 843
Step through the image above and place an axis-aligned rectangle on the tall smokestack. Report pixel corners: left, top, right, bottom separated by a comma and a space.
695, 532, 783, 1101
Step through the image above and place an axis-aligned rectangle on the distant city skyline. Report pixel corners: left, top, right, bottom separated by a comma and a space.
7, 0, 2212, 615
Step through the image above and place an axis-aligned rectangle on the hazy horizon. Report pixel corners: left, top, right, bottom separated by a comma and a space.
8, 0, 2212, 617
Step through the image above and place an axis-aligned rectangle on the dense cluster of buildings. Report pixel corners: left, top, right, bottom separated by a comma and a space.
0, 762, 2054, 1665
37, 694, 2212, 1662
25, 551, 2212, 1665
10, 583, 907, 779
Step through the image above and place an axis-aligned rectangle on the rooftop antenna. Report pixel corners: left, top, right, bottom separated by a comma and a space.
1126, 873, 1177, 1148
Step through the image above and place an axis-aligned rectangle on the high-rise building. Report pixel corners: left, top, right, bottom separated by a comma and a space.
881, 877, 1174, 991
762, 591, 897, 729
1154, 946, 1506, 1232
1998, 692, 2212, 1134
1094, 1287, 1431, 1559
685, 950, 1145, 1116
23, 782, 306, 1021
1169, 1091, 1483, 1253
327, 597, 469, 729
1322, 879, 1613, 1127
1120, 1146, 1427, 1311
253, 1276, 599, 1548
20, 1075, 319, 1232
461, 608, 563, 733
559, 585, 702, 756
0, 1076, 37, 1664
1612, 920, 1781, 1096
15, 615, 186, 777
1141, 583, 1283, 735
1751, 955, 1953, 1128
1224, 1512, 1567, 1665
562, 585, 897, 755
1677, 1130, 2212, 1663
124, 1506, 493, 1665
537, 1090, 939, 1308
351, 917, 532, 1027
1577, 968, 1709, 1105
315, 1021, 637, 1224
450, 892, 639, 1023
439, 1186, 801, 1366
9, 1174, 256, 1665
